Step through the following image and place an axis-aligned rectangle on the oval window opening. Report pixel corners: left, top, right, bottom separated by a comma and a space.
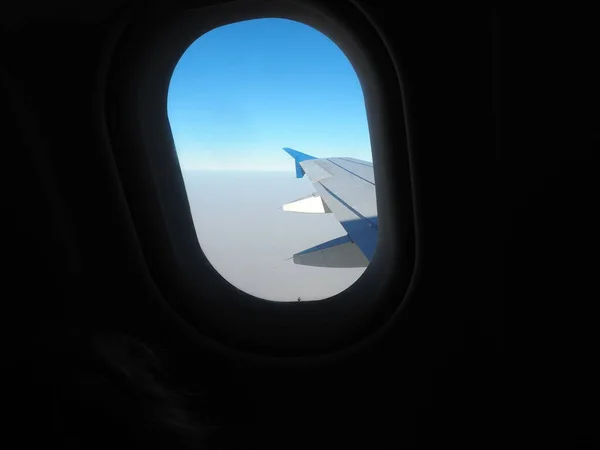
167, 18, 378, 302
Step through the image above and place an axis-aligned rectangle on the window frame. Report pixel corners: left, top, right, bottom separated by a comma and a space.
105, 0, 417, 357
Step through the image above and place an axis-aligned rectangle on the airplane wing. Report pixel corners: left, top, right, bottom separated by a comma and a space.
282, 147, 378, 268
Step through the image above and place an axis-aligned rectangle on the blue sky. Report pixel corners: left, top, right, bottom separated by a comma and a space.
167, 18, 372, 171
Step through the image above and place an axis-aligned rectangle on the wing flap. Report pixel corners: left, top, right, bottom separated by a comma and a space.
282, 193, 332, 214
292, 235, 369, 268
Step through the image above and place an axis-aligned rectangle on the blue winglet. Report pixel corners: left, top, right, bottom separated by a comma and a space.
283, 147, 317, 178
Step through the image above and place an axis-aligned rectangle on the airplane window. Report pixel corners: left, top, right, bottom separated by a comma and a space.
167, 18, 378, 302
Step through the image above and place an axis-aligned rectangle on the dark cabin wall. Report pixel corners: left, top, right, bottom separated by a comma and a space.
2, 3, 504, 448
